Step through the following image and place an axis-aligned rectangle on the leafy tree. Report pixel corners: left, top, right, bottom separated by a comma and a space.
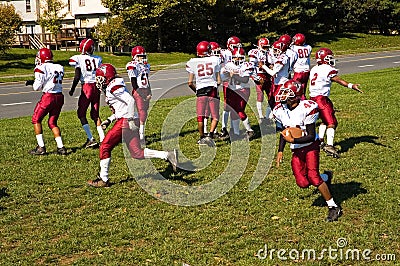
94, 16, 134, 52
0, 3, 22, 54
38, 0, 66, 50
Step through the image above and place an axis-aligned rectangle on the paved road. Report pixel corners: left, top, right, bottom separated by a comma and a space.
1, 50, 399, 119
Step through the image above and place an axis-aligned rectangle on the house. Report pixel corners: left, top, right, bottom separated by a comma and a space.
1, 0, 109, 49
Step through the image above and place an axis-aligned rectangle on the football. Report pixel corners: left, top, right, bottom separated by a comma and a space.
282, 127, 304, 139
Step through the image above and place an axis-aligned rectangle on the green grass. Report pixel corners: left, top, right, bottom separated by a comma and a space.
0, 66, 399, 265
1, 33, 400, 83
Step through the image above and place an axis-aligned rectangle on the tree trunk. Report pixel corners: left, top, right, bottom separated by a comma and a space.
157, 17, 162, 52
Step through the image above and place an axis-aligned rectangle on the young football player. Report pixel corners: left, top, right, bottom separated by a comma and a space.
221, 47, 255, 139
68, 38, 104, 148
186, 41, 221, 146
291, 33, 312, 99
87, 63, 178, 187
273, 80, 342, 222
26, 48, 67, 155
309, 48, 363, 157
126, 46, 152, 145
248, 37, 273, 122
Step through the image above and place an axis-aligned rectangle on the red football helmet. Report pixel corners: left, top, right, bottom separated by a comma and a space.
209, 42, 221, 56
35, 48, 53, 65
275, 79, 302, 103
95, 63, 117, 92
279, 34, 292, 46
316, 48, 335, 66
292, 33, 306, 46
272, 41, 288, 57
226, 36, 241, 51
232, 47, 245, 65
196, 41, 211, 57
257, 37, 270, 51
131, 46, 147, 63
80, 38, 94, 55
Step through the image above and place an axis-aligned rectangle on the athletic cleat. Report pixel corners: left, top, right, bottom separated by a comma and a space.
87, 177, 110, 188
323, 144, 340, 158
219, 127, 229, 140
140, 138, 146, 147
320, 141, 326, 149
83, 138, 99, 149
323, 170, 333, 188
57, 146, 68, 155
326, 206, 342, 222
246, 130, 255, 140
29, 145, 46, 155
167, 149, 178, 172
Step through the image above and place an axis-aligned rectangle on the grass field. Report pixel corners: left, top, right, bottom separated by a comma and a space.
0, 64, 399, 265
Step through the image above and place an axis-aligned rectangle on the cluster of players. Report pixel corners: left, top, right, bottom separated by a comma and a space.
26, 33, 363, 221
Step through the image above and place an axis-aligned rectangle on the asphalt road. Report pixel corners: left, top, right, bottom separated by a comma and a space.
1, 50, 399, 119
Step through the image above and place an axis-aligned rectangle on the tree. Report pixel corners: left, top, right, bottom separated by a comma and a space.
0, 3, 22, 54
38, 0, 67, 50
94, 16, 134, 52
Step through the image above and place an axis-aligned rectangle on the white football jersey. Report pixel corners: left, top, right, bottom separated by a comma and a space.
224, 62, 254, 90
273, 100, 319, 149
126, 61, 151, 89
271, 53, 290, 85
69, 54, 102, 83
308, 64, 338, 97
186, 56, 221, 90
248, 48, 268, 74
291, 44, 312, 73
33, 62, 64, 93
105, 78, 135, 119
220, 49, 233, 65
285, 48, 298, 73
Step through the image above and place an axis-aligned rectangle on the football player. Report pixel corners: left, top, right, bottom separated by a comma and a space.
219, 36, 242, 138
186, 41, 221, 146
291, 33, 312, 99
126, 46, 152, 145
87, 63, 178, 187
309, 48, 363, 157
248, 37, 273, 122
68, 38, 104, 148
221, 47, 255, 139
278, 34, 298, 77
273, 80, 342, 222
25, 48, 67, 155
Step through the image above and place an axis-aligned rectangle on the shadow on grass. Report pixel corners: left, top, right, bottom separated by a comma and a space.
311, 181, 368, 207
0, 61, 34, 72
336, 135, 387, 154
0, 187, 10, 211
308, 33, 361, 47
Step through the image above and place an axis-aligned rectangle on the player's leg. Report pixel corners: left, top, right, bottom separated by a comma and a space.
89, 84, 105, 143
78, 84, 97, 147
30, 95, 48, 155
48, 93, 66, 155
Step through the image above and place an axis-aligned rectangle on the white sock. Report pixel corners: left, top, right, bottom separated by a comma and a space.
319, 124, 327, 141
256, 102, 264, 118
222, 111, 230, 128
232, 119, 240, 135
139, 124, 145, 140
203, 118, 208, 133
83, 124, 93, 140
144, 148, 168, 160
320, 173, 328, 182
55, 136, 64, 148
99, 158, 111, 182
242, 117, 252, 131
36, 134, 45, 147
326, 198, 338, 208
326, 128, 335, 146
97, 126, 105, 142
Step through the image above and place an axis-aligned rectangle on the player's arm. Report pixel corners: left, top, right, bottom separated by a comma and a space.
188, 73, 196, 93
292, 123, 316, 144
130, 76, 139, 93
331, 75, 363, 93
69, 67, 82, 96
276, 134, 286, 168
32, 68, 44, 91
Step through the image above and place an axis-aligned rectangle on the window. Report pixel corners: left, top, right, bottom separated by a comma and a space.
26, 0, 31, 12
79, 0, 85, 6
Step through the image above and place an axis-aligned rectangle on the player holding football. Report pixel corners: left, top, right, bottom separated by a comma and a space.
248, 37, 273, 122
26, 48, 67, 155
126, 46, 152, 145
186, 41, 221, 146
291, 33, 312, 99
87, 63, 178, 187
309, 48, 363, 157
273, 80, 342, 222
68, 38, 104, 148
221, 47, 255, 139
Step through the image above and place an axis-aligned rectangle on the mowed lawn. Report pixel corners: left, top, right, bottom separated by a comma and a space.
0, 67, 399, 265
